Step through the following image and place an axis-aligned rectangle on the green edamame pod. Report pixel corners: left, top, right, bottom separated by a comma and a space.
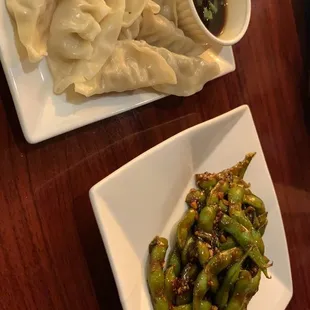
176, 291, 192, 306
165, 266, 177, 304
207, 180, 229, 205
258, 219, 268, 237
229, 187, 257, 233
219, 236, 237, 251
199, 301, 212, 310
237, 152, 256, 178
195, 173, 218, 193
219, 214, 271, 278
228, 185, 253, 230
252, 229, 265, 254
243, 194, 266, 215
244, 206, 256, 220
176, 263, 200, 306
186, 189, 206, 210
148, 237, 169, 310
193, 247, 243, 310
197, 240, 210, 267
195, 230, 213, 243
252, 211, 260, 229
177, 209, 198, 250
228, 186, 265, 254
182, 236, 196, 265
215, 248, 251, 308
153, 296, 170, 310
167, 246, 182, 277
257, 212, 268, 236
193, 271, 207, 310
226, 270, 252, 310
207, 248, 243, 275
228, 185, 245, 205
219, 153, 256, 179
219, 199, 228, 213
149, 237, 168, 263
148, 237, 168, 296
197, 206, 217, 233
195, 230, 219, 250
181, 263, 200, 285
257, 212, 268, 226
253, 217, 260, 230
232, 175, 251, 190
198, 181, 229, 233
209, 275, 219, 294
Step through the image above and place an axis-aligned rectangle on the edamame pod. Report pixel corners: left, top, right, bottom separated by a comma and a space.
219, 214, 271, 278
182, 236, 196, 265
186, 189, 206, 210
243, 194, 266, 215
167, 246, 182, 277
218, 153, 256, 179
198, 181, 229, 233
165, 266, 177, 304
148, 237, 169, 310
226, 270, 252, 310
197, 240, 210, 267
177, 209, 198, 250
219, 236, 237, 251
193, 247, 243, 310
215, 248, 251, 308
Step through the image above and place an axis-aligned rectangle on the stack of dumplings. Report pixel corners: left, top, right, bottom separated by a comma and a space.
6, 0, 220, 97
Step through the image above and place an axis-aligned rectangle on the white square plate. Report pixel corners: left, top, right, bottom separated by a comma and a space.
90, 105, 292, 310
0, 1, 235, 144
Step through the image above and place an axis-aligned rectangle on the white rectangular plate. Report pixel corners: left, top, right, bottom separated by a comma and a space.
90, 105, 292, 310
0, 1, 235, 144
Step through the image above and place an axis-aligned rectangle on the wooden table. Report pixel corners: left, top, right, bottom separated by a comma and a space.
0, 1, 309, 309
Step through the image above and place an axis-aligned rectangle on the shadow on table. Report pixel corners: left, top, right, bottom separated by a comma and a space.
73, 194, 123, 310
0, 63, 28, 148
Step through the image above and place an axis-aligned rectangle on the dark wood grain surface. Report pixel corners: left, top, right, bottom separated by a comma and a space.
0, 0, 309, 309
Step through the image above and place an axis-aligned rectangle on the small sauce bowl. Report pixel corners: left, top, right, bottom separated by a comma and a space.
177, 0, 251, 46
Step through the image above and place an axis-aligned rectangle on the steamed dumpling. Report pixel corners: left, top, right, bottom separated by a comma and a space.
123, 0, 148, 27
119, 16, 142, 40
6, 0, 58, 62
75, 40, 219, 97
153, 0, 177, 25
48, 0, 110, 60
74, 40, 177, 96
119, 0, 159, 40
145, 0, 160, 14
152, 47, 219, 96
47, 0, 125, 94
137, 7, 205, 56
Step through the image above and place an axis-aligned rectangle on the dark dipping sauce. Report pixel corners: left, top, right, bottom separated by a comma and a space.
193, 0, 227, 37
